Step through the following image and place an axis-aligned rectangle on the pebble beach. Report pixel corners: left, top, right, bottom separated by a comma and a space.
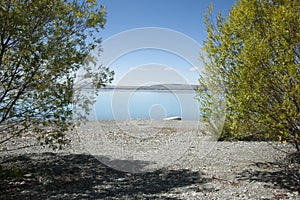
0, 120, 299, 199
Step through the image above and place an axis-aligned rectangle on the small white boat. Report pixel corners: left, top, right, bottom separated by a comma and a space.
163, 116, 182, 120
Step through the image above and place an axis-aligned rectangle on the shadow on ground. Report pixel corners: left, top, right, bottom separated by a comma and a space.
0, 152, 210, 199
237, 152, 300, 192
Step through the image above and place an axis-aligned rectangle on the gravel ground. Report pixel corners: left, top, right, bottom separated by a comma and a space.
0, 120, 299, 199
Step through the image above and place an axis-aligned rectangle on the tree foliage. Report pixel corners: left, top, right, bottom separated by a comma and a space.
198, 0, 300, 150
0, 0, 114, 149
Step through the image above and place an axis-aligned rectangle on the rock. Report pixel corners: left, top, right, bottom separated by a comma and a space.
20, 181, 26, 185
159, 173, 167, 180
199, 170, 208, 175
23, 173, 32, 178
212, 175, 218, 179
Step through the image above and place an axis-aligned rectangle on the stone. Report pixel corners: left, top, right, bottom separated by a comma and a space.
199, 170, 208, 175
23, 173, 32, 177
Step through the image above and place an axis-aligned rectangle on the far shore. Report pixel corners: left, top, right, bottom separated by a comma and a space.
74, 83, 201, 91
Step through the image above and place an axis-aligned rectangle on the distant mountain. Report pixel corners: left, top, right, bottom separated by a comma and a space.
137, 84, 198, 90
104, 84, 199, 90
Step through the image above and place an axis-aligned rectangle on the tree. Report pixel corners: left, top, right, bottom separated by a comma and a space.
198, 0, 300, 150
0, 0, 114, 149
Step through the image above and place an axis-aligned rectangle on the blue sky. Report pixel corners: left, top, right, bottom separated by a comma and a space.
95, 0, 236, 86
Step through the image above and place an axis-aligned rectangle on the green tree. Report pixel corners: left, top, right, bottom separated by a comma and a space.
0, 0, 114, 149
198, 0, 300, 150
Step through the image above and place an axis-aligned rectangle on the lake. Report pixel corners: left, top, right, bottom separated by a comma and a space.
84, 89, 200, 121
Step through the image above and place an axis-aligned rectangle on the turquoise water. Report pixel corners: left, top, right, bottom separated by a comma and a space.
86, 89, 200, 120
